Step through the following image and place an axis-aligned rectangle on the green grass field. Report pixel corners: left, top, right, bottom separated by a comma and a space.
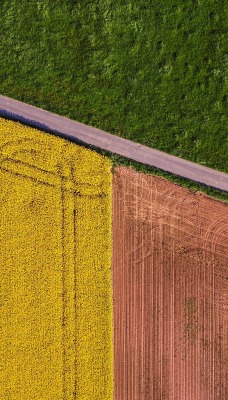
0, 0, 227, 200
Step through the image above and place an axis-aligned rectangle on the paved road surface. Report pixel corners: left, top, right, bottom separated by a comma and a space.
0, 95, 227, 192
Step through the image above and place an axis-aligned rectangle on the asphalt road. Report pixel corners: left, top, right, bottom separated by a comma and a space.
0, 95, 227, 192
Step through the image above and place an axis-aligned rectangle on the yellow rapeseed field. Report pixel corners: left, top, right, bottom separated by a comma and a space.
0, 117, 113, 399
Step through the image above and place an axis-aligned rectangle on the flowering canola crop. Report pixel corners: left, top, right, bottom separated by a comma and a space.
0, 118, 113, 399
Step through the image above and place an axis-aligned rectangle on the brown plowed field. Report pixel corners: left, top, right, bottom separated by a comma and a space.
112, 167, 228, 400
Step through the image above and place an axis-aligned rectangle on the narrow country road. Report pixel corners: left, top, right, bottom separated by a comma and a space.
0, 95, 227, 192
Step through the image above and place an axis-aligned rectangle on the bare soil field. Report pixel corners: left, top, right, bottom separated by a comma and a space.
112, 167, 228, 400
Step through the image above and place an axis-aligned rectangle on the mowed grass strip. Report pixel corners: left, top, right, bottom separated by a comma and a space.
0, 118, 113, 399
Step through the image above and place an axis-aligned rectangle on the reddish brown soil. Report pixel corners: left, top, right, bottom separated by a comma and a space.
112, 167, 228, 400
